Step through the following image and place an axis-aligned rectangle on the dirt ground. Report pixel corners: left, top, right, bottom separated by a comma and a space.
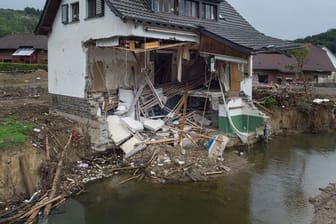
0, 98, 92, 202
0, 70, 48, 99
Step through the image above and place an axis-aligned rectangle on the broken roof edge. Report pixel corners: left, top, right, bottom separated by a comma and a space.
200, 29, 252, 55
84, 35, 196, 52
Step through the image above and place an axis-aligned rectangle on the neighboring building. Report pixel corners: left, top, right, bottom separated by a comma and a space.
0, 34, 48, 64
35, 0, 296, 150
253, 44, 336, 85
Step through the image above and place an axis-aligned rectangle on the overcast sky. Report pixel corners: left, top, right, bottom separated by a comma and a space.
0, 0, 335, 40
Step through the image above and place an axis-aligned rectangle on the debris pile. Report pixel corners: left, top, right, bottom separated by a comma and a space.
96, 71, 232, 161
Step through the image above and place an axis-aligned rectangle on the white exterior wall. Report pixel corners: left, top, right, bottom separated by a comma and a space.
322, 47, 336, 81
240, 55, 253, 98
48, 0, 199, 98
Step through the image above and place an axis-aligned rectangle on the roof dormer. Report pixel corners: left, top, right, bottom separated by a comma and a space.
151, 0, 219, 20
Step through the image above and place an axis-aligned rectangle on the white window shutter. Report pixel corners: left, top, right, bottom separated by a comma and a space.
62, 4, 68, 24
96, 0, 104, 16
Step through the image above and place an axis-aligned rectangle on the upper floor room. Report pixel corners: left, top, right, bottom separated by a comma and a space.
60, 0, 222, 25
151, 0, 221, 21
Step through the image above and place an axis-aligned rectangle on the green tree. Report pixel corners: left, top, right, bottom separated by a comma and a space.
287, 47, 310, 96
296, 29, 336, 54
0, 8, 41, 37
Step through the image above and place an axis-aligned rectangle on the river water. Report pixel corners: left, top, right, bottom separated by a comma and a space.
48, 133, 336, 224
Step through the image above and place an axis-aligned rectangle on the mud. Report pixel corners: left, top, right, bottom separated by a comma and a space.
0, 70, 48, 99
310, 183, 336, 224
0, 98, 93, 204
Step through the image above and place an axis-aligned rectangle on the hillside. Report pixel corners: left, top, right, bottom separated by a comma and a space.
296, 29, 336, 53
0, 7, 41, 37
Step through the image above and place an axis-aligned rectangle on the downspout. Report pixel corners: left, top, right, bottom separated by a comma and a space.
248, 55, 253, 99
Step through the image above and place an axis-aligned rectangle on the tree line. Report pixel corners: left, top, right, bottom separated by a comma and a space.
296, 29, 336, 54
0, 7, 41, 37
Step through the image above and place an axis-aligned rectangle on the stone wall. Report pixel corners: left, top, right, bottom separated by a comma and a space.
49, 93, 93, 119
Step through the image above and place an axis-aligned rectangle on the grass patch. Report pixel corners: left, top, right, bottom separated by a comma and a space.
0, 117, 32, 148
0, 62, 47, 72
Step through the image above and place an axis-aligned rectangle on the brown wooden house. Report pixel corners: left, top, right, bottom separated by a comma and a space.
0, 34, 47, 64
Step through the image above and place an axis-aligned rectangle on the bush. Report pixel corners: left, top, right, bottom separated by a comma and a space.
263, 96, 277, 108
0, 62, 47, 72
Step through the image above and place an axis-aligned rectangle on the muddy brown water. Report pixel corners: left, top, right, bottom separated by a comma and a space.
47, 133, 336, 224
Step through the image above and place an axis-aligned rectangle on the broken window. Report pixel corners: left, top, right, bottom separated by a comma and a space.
61, 4, 69, 24
202, 2, 217, 20
71, 2, 80, 22
87, 0, 104, 18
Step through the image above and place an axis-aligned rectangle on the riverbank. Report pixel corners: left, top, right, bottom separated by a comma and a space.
310, 184, 336, 224
254, 88, 336, 224
1, 71, 336, 223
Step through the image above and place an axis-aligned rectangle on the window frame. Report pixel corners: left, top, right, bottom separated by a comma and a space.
201, 2, 218, 20
61, 4, 69, 24
152, 0, 179, 15
71, 2, 80, 22
87, 0, 105, 19
152, 0, 219, 20
181, 0, 199, 18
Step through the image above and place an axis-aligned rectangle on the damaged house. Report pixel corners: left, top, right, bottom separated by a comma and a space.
35, 0, 296, 152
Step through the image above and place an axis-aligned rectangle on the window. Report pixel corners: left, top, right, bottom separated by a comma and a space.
61, 4, 69, 24
87, 0, 104, 18
71, 2, 79, 22
183, 0, 199, 17
152, 0, 178, 14
202, 3, 217, 20
152, 0, 218, 20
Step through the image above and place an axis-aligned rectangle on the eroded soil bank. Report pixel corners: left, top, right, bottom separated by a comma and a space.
253, 88, 336, 224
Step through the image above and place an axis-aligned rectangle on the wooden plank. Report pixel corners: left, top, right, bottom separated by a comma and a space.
114, 42, 192, 53
142, 41, 160, 49
178, 83, 188, 146
230, 63, 241, 91
143, 138, 178, 145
